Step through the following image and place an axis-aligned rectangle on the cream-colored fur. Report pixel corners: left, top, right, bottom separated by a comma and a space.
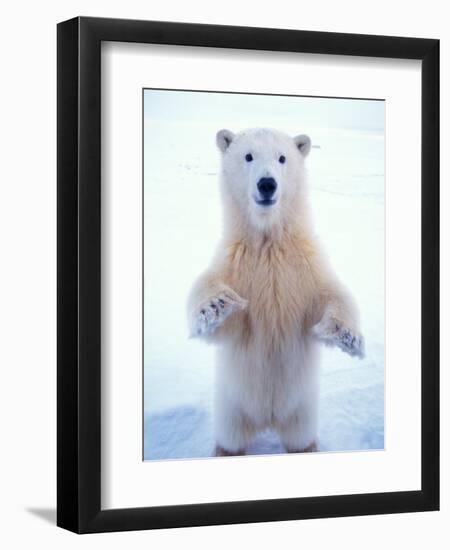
188, 128, 363, 455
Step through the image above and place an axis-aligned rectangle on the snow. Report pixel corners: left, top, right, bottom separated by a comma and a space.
143, 91, 384, 460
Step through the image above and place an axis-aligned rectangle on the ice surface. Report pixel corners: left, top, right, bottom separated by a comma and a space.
143, 92, 384, 460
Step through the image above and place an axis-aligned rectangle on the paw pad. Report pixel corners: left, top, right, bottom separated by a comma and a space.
191, 291, 246, 337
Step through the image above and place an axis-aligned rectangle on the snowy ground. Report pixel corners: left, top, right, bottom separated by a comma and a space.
143, 91, 385, 460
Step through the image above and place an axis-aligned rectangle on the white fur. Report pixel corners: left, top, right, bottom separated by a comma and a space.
188, 128, 363, 454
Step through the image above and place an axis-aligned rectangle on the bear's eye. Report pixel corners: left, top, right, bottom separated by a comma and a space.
279, 155, 286, 164
245, 153, 253, 162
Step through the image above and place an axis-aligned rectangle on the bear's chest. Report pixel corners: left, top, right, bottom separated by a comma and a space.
224, 239, 317, 339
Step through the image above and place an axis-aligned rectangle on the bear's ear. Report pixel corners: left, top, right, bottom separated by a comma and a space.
216, 129, 235, 153
293, 134, 311, 157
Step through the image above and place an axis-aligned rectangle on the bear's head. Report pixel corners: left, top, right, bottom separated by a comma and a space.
216, 127, 311, 233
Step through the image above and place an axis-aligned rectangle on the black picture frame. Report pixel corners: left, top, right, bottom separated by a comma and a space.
57, 16, 439, 534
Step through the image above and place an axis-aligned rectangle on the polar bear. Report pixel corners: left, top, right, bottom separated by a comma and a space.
188, 128, 364, 456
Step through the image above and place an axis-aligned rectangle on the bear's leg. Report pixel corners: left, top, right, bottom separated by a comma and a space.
214, 445, 246, 457
285, 440, 318, 453
276, 401, 319, 454
214, 393, 256, 457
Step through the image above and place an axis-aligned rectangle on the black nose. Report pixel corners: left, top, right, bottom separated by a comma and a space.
257, 177, 277, 199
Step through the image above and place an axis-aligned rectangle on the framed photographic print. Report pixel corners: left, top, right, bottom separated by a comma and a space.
57, 17, 439, 533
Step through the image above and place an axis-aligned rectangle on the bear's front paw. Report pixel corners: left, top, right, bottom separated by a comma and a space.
190, 291, 247, 337
313, 315, 365, 359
